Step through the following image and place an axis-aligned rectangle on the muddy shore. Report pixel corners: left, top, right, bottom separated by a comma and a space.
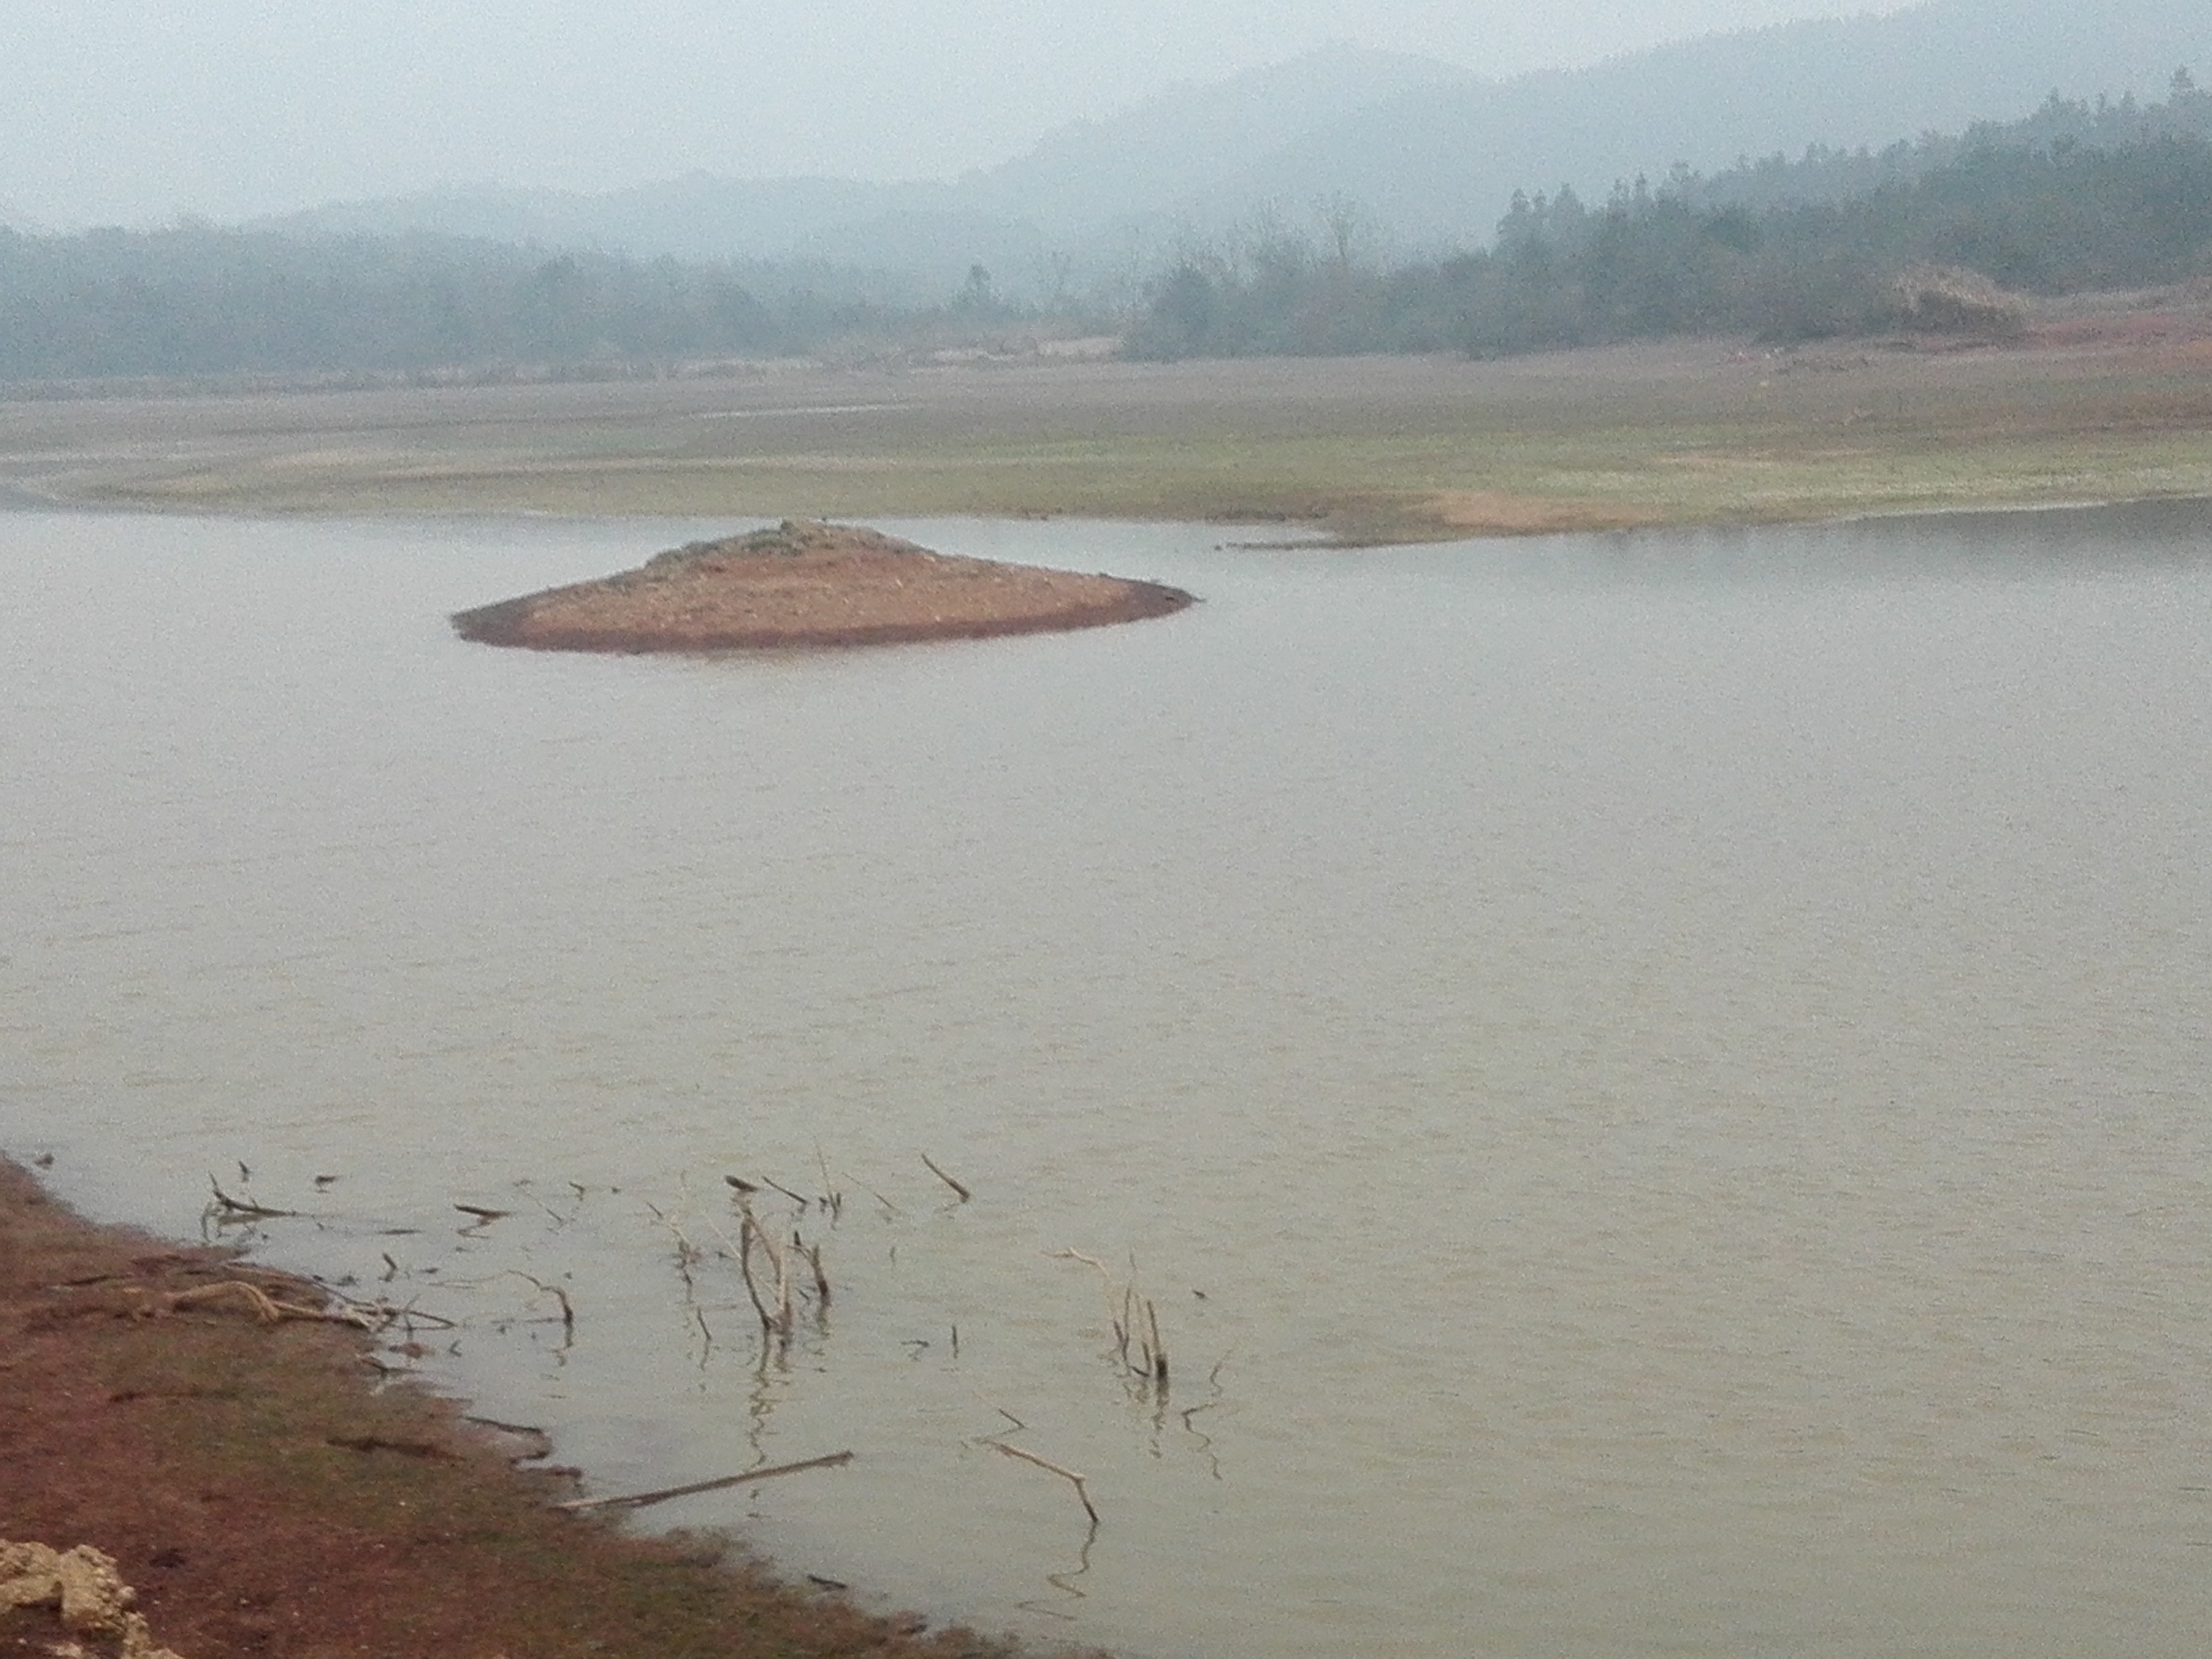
451, 519, 1193, 653
0, 1156, 1057, 1659
7, 289, 2209, 541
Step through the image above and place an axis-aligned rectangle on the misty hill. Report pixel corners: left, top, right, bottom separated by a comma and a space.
1127, 79, 2212, 361
255, 0, 2208, 300
1671, 69, 2212, 212
10, 77, 2212, 384
952, 46, 1475, 237
1218, 0, 2212, 247
262, 47, 1469, 302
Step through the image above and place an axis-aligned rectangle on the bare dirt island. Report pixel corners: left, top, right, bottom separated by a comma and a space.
451, 519, 1194, 653
0, 1157, 1045, 1659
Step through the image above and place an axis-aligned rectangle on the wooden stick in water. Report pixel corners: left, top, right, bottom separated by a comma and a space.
734, 1214, 779, 1335
920, 1153, 972, 1202
206, 1177, 295, 1218
554, 1450, 855, 1512
801, 1240, 831, 1307
994, 1442, 1101, 1525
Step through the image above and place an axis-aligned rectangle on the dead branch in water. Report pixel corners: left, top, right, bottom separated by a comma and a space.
992, 1442, 1101, 1525
920, 1153, 971, 1203
644, 1200, 705, 1286
206, 1176, 295, 1218
799, 1240, 831, 1308
508, 1271, 577, 1345
731, 1201, 794, 1338
1048, 1248, 1169, 1393
733, 1214, 777, 1335
554, 1450, 855, 1513
761, 1175, 808, 1208
150, 1279, 369, 1327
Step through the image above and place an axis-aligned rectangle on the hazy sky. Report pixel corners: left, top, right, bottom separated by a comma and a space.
3, 1, 1914, 226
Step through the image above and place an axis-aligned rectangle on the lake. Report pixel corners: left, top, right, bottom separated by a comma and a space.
5, 501, 2211, 1658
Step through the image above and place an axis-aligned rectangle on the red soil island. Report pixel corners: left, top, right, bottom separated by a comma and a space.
451, 519, 1194, 652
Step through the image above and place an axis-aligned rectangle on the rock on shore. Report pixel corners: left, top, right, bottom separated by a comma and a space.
451, 518, 1195, 653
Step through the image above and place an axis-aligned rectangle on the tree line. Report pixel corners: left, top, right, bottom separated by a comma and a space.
3, 77, 2208, 382
1125, 73, 2212, 359
0, 226, 961, 383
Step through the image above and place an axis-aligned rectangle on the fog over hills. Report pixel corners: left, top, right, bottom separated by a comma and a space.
1229, 0, 2212, 246
262, 0, 2208, 298
263, 47, 1472, 297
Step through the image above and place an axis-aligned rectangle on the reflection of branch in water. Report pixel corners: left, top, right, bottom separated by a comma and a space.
977, 1417, 1099, 1623
644, 1195, 720, 1367
742, 1337, 780, 1464
504, 1271, 577, 1351
1179, 1402, 1223, 1481
1178, 1349, 1233, 1480
1017, 1518, 1098, 1622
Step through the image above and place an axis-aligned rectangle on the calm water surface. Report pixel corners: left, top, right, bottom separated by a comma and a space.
5, 503, 2211, 1658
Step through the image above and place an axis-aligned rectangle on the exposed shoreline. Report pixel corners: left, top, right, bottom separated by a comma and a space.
4, 294, 2207, 544
0, 1155, 1046, 1659
451, 518, 1193, 653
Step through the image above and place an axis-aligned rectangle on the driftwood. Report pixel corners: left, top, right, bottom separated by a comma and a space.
128, 1279, 373, 1328
205, 1177, 295, 1218
552, 1450, 855, 1513
991, 1442, 1100, 1525
1048, 1248, 1168, 1388
507, 1271, 577, 1343
920, 1154, 971, 1203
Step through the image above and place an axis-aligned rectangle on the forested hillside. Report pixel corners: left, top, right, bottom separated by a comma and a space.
3, 82, 2209, 382
249, 0, 2209, 289
1126, 79, 2212, 359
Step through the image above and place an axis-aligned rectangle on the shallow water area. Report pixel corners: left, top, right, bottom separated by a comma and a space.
6, 501, 2212, 1658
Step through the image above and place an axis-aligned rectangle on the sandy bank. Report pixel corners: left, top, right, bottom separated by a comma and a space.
0, 1156, 1044, 1659
451, 519, 1194, 653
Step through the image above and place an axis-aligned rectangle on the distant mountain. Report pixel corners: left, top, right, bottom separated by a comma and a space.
258, 0, 2211, 295
262, 178, 947, 274
956, 47, 1477, 237
259, 46, 1464, 296
1212, 0, 2212, 247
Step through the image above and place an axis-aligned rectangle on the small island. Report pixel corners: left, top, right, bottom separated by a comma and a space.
451, 518, 1195, 653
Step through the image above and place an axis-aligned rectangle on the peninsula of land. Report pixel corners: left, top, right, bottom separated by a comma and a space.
451, 519, 1193, 653
0, 1157, 1025, 1659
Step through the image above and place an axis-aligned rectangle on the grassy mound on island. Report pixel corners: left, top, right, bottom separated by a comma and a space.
451, 519, 1195, 652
